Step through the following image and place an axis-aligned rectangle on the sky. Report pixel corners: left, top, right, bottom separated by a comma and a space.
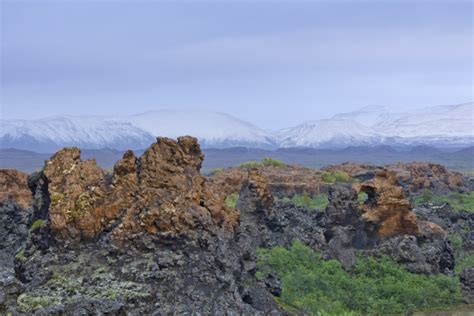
1, 0, 472, 130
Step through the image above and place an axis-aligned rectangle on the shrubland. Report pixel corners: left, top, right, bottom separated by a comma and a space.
257, 240, 464, 315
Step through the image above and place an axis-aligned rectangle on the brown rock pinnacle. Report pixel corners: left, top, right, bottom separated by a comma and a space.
356, 170, 420, 238
41, 137, 239, 244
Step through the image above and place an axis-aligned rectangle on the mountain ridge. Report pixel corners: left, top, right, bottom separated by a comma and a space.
1, 103, 472, 152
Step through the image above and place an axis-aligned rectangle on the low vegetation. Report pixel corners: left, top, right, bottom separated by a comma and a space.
208, 167, 224, 175
257, 240, 463, 315
413, 190, 474, 212
357, 192, 368, 203
30, 219, 46, 231
321, 171, 357, 184
239, 157, 287, 168
225, 193, 239, 208
455, 254, 474, 273
288, 193, 329, 210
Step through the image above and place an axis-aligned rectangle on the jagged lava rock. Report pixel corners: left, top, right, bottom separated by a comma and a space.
0, 169, 31, 209
40, 137, 239, 245
355, 170, 421, 237
43, 147, 108, 240
389, 162, 465, 194
112, 136, 239, 245
237, 168, 273, 216
208, 164, 328, 199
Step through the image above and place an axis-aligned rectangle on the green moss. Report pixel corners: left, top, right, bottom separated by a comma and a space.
257, 240, 464, 315
17, 261, 151, 313
30, 219, 46, 231
225, 192, 239, 208
15, 249, 27, 263
50, 192, 64, 204
76, 193, 93, 210
17, 294, 58, 313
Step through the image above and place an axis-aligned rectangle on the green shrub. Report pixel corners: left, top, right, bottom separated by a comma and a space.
357, 192, 368, 204
239, 161, 262, 168
322, 171, 355, 184
448, 234, 463, 255
225, 193, 239, 208
291, 193, 328, 210
262, 157, 287, 167
455, 254, 474, 273
257, 240, 463, 315
322, 171, 336, 183
31, 219, 46, 231
414, 191, 474, 212
420, 189, 433, 203
238, 157, 287, 169
334, 171, 352, 183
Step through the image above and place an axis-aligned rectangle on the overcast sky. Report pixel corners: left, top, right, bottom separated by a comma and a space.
1, 0, 472, 129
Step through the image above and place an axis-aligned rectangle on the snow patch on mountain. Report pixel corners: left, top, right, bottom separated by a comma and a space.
278, 119, 382, 148
0, 116, 155, 152
126, 110, 276, 148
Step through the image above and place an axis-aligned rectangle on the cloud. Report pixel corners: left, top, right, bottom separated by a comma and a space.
164, 27, 472, 68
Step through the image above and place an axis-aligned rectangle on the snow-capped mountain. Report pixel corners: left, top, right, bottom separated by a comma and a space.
372, 103, 474, 145
0, 103, 472, 152
0, 116, 155, 153
0, 111, 276, 152
277, 102, 473, 148
127, 110, 276, 149
278, 119, 382, 148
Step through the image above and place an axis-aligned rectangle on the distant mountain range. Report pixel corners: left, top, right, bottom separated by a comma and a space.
1, 146, 473, 174
1, 103, 472, 152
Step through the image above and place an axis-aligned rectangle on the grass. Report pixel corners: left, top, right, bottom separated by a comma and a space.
413, 190, 474, 212
257, 240, 463, 315
225, 193, 239, 208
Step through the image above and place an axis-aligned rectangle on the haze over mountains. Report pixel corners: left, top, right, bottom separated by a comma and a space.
1, 103, 472, 152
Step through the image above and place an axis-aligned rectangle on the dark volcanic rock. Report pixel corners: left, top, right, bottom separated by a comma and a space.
0, 202, 31, 270
460, 268, 474, 303
0, 200, 31, 314
6, 138, 280, 315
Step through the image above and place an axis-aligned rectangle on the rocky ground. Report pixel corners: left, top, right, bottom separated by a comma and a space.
0, 137, 473, 314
